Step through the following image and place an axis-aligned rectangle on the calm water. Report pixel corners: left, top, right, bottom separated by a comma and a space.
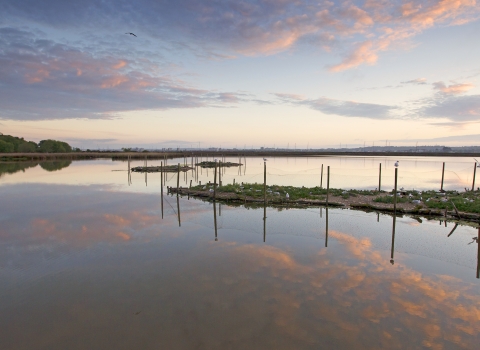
1, 157, 479, 349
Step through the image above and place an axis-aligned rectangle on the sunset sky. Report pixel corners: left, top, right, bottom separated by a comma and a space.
1, 0, 480, 149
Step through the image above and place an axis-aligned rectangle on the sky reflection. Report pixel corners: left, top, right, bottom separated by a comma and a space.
0, 181, 479, 349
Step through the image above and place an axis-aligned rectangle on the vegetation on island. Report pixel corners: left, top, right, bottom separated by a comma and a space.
0, 134, 73, 153
189, 182, 480, 214
195, 161, 242, 168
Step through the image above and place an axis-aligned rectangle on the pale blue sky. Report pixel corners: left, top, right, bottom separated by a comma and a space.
1, 0, 480, 148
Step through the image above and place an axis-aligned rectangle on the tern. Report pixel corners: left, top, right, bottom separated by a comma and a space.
474, 158, 480, 167
125, 32, 137, 37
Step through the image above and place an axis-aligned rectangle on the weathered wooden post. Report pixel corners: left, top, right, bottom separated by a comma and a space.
320, 164, 323, 188
189, 179, 192, 189
264, 160, 267, 204
219, 161, 222, 186
394, 168, 398, 212
326, 166, 330, 206
472, 162, 477, 191
213, 160, 217, 199
176, 163, 180, 195
161, 162, 164, 219
378, 163, 382, 191
441, 162, 445, 191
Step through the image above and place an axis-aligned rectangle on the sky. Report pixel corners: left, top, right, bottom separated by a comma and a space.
1, 0, 480, 149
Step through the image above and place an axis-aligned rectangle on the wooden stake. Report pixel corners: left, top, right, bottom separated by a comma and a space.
213, 161, 217, 199
472, 162, 477, 191
320, 164, 323, 188
264, 161, 267, 204
326, 166, 330, 206
394, 168, 398, 213
378, 163, 382, 191
161, 162, 164, 219
441, 162, 445, 191
176, 163, 180, 195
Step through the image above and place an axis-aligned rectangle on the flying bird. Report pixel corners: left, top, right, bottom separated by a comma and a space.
125, 32, 137, 37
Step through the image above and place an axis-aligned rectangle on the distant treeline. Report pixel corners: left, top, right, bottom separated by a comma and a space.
0, 134, 74, 153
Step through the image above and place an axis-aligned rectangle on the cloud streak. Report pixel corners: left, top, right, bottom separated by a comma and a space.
275, 93, 396, 120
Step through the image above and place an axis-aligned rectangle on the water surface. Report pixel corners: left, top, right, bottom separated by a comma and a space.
0, 157, 479, 349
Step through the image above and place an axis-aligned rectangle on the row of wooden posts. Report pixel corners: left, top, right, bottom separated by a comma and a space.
130, 157, 478, 206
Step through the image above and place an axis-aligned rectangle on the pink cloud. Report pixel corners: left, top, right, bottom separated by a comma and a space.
433, 81, 475, 94
328, 41, 378, 72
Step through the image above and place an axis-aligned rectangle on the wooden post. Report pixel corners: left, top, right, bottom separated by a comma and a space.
213, 161, 217, 199
472, 162, 477, 191
326, 166, 330, 206
320, 164, 323, 188
264, 161, 267, 204
219, 161, 222, 186
441, 162, 445, 191
176, 163, 180, 195
161, 162, 164, 219
378, 163, 382, 192
393, 168, 398, 213
189, 179, 192, 189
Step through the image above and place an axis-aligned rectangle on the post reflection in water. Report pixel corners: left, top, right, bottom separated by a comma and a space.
477, 227, 479, 279
176, 194, 181, 227
213, 201, 218, 241
325, 207, 329, 248
390, 214, 396, 265
263, 203, 266, 243
447, 223, 458, 237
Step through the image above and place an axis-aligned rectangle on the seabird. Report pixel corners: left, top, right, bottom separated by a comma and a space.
125, 32, 137, 37
394, 160, 399, 167
474, 158, 480, 167
263, 158, 268, 161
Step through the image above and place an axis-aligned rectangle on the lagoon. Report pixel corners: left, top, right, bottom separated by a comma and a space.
0, 156, 479, 349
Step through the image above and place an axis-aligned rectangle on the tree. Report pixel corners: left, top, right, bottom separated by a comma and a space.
18, 142, 37, 153
0, 140, 14, 153
38, 139, 72, 153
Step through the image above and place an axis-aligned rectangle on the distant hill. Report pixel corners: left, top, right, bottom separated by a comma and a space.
0, 134, 73, 153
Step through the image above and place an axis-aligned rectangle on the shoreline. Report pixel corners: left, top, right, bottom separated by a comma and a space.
1, 150, 479, 162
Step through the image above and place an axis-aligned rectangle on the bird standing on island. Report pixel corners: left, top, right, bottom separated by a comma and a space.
394, 161, 399, 167
125, 32, 137, 37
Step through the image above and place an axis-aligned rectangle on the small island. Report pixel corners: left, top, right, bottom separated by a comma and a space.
170, 183, 480, 223
195, 161, 242, 168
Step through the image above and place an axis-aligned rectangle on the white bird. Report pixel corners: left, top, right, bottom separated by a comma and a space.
394, 161, 399, 167
263, 158, 268, 161
474, 158, 480, 167
286, 193, 290, 199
